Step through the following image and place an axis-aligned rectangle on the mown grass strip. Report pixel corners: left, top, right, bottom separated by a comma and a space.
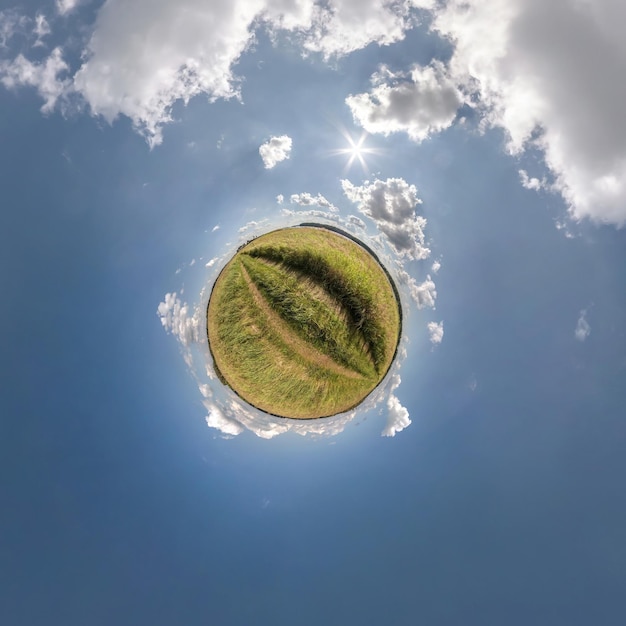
209, 259, 373, 417
244, 245, 387, 371
239, 261, 366, 380
240, 255, 376, 378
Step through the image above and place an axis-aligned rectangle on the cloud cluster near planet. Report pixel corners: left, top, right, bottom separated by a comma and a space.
158, 170, 437, 438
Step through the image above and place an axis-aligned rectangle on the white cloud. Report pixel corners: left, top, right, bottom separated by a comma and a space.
0, 9, 29, 48
301, 0, 435, 59
396, 269, 437, 308
238, 219, 267, 234
57, 0, 80, 15
0, 9, 50, 48
290, 192, 337, 211
33, 14, 51, 45
381, 374, 411, 437
342, 177, 429, 260
575, 309, 590, 342
1, 1, 436, 146
519, 169, 548, 192
348, 215, 366, 229
259, 135, 292, 169
346, 61, 462, 141
427, 320, 444, 344
205, 404, 244, 436
0, 47, 70, 113
431, 259, 441, 273
157, 292, 202, 347
431, 0, 626, 225
72, 0, 266, 147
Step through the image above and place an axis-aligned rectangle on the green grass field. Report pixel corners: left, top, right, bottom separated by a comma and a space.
206, 226, 402, 419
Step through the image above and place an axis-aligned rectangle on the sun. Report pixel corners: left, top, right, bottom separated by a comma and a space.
330, 130, 380, 173
345, 134, 366, 167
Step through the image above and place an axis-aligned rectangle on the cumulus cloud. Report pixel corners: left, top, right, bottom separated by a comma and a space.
428, 320, 444, 344
259, 135, 292, 169
301, 0, 435, 59
157, 292, 202, 347
0, 0, 431, 146
431, 0, 626, 225
575, 309, 590, 342
4, 0, 626, 227
431, 259, 441, 273
346, 61, 462, 141
205, 404, 244, 437
381, 374, 411, 437
71, 0, 273, 146
396, 269, 437, 308
519, 169, 548, 192
290, 192, 337, 212
342, 177, 429, 260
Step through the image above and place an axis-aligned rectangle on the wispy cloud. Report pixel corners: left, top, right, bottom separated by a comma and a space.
575, 309, 591, 342
0, 9, 30, 48
33, 14, 51, 45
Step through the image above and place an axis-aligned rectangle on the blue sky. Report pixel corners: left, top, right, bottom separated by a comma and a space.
1, 1, 626, 624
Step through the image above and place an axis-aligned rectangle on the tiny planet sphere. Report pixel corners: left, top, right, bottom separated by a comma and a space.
207, 225, 402, 419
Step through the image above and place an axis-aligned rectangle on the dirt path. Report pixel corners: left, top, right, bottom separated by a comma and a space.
239, 263, 364, 380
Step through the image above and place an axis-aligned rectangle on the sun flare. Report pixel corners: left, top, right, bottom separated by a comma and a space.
331, 131, 380, 173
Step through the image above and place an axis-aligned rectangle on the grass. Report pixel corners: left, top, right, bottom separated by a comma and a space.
206, 225, 402, 419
